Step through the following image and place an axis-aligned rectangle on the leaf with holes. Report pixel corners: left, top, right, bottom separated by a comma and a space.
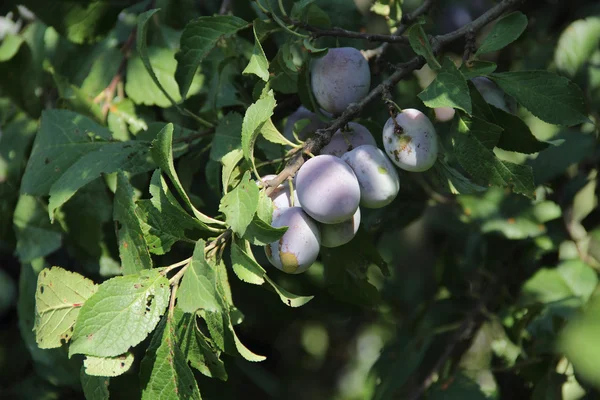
69, 269, 170, 358
83, 352, 135, 377
34, 267, 97, 349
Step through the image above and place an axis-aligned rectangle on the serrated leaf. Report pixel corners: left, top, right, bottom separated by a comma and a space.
430, 161, 486, 195
210, 112, 243, 162
69, 269, 170, 357
83, 353, 134, 377
260, 118, 297, 146
13, 195, 62, 263
476, 12, 528, 55
467, 81, 548, 154
140, 317, 202, 400
459, 61, 497, 79
151, 123, 224, 229
219, 171, 259, 236
408, 20, 441, 70
178, 239, 222, 313
243, 215, 288, 245
34, 267, 97, 349
263, 276, 314, 308
452, 114, 535, 197
137, 171, 205, 255
46, 140, 151, 220
114, 171, 153, 275
136, 9, 179, 108
241, 90, 277, 170
80, 367, 110, 400
419, 57, 471, 113
489, 71, 589, 126
176, 15, 249, 98
243, 25, 270, 81
221, 149, 244, 193
230, 241, 266, 285
173, 308, 227, 380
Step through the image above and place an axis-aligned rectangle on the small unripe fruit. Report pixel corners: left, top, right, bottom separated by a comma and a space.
311, 47, 371, 115
296, 155, 361, 224
320, 207, 361, 248
320, 122, 377, 157
382, 109, 438, 172
342, 145, 400, 208
283, 106, 327, 141
265, 207, 321, 274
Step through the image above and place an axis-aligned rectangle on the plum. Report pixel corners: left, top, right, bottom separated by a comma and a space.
311, 47, 371, 115
264, 207, 321, 274
320, 122, 377, 157
341, 145, 400, 209
283, 106, 327, 142
321, 207, 361, 248
438, 5, 472, 34
382, 109, 438, 172
296, 155, 361, 224
471, 77, 516, 114
259, 175, 299, 217
434, 107, 456, 122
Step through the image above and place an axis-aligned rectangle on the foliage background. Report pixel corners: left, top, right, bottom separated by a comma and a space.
1, 0, 600, 399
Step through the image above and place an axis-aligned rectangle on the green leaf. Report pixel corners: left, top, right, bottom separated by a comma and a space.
243, 215, 288, 245
83, 352, 134, 377
260, 118, 297, 147
137, 171, 205, 255
428, 373, 488, 399
210, 112, 243, 162
150, 123, 224, 229
230, 241, 266, 285
13, 195, 62, 263
80, 368, 110, 400
0, 35, 41, 118
459, 61, 497, 79
452, 114, 535, 197
476, 12, 528, 55
521, 260, 597, 306
430, 161, 487, 195
69, 269, 170, 357
221, 149, 245, 194
468, 81, 548, 154
264, 276, 314, 308
126, 47, 188, 108
173, 309, 227, 380
17, 0, 132, 44
34, 267, 98, 349
555, 17, 600, 77
202, 309, 266, 362
114, 171, 153, 275
135, 9, 179, 108
219, 171, 260, 236
560, 296, 600, 388
489, 71, 589, 126
20, 110, 152, 201
176, 15, 249, 98
46, 140, 151, 220
178, 239, 222, 313
408, 20, 441, 70
140, 317, 202, 400
243, 25, 270, 82
241, 90, 277, 171
419, 57, 471, 113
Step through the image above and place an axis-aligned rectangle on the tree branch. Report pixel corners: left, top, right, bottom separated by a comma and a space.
265, 0, 523, 195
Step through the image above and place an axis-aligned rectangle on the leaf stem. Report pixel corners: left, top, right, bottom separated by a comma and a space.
161, 257, 192, 276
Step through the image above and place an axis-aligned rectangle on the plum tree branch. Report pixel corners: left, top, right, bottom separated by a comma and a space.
265, 0, 524, 195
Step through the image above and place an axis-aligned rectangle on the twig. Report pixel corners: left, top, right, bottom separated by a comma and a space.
364, 0, 435, 61
172, 128, 215, 144
219, 0, 232, 15
405, 295, 490, 400
264, 0, 523, 196
160, 257, 192, 276
168, 279, 179, 319
296, 23, 409, 44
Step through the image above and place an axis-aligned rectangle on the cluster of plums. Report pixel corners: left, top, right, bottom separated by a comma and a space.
262, 47, 513, 274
